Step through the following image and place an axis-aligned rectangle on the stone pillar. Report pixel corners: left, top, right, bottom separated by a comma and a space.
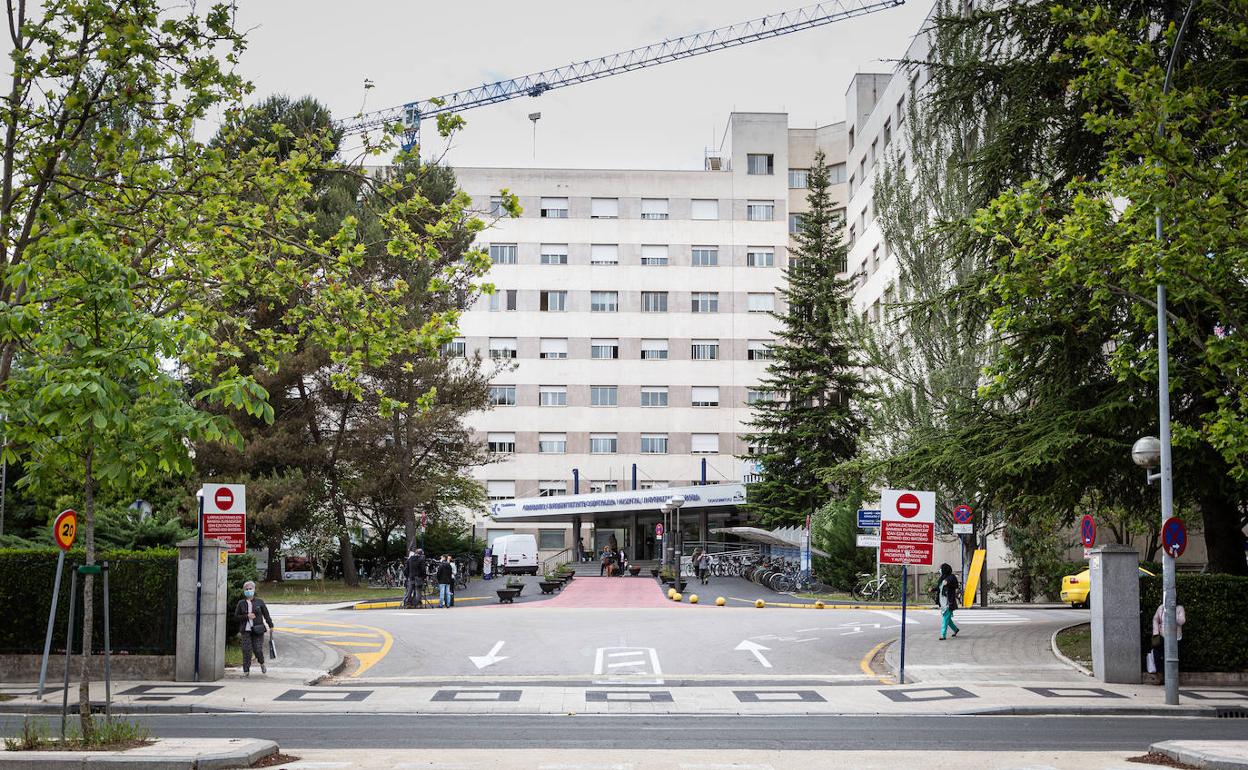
176, 538, 228, 682
572, 516, 582, 560
1089, 544, 1141, 684
631, 513, 640, 561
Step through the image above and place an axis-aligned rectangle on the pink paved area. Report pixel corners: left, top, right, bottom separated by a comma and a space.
544, 576, 675, 608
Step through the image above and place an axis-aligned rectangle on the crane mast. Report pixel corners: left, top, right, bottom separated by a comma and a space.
341, 0, 904, 140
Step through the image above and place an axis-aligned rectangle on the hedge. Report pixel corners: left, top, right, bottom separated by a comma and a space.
1140, 573, 1248, 672
0, 548, 177, 656
225, 552, 258, 638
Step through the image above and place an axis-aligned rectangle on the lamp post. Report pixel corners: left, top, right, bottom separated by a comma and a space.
669, 495, 686, 578
1133, 434, 1178, 704
660, 502, 672, 572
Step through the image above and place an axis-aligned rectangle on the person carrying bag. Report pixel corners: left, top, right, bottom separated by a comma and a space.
234, 580, 275, 677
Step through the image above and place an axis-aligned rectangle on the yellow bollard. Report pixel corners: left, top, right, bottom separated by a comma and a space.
755, 599, 766, 608
715, 597, 726, 606
689, 594, 699, 604
667, 588, 676, 600
815, 600, 825, 609
674, 592, 683, 602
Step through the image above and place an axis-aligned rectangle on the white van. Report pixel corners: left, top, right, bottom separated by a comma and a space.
492, 534, 539, 575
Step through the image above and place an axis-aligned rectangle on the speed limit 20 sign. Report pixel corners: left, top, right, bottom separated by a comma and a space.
52, 509, 78, 550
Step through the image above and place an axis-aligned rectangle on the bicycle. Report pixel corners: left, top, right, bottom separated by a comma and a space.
853, 572, 899, 602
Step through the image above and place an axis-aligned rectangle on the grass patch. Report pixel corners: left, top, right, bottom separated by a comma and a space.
1056, 622, 1092, 668
794, 591, 855, 603
257, 579, 405, 605
4, 716, 151, 752
225, 638, 243, 667
0, 694, 13, 702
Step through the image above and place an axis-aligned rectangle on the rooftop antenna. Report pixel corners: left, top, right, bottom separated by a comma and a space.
528, 112, 541, 160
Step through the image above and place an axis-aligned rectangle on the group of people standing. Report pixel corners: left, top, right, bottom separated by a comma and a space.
403, 549, 460, 608
599, 545, 628, 576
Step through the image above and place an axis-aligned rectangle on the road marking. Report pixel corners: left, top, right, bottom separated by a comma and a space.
734, 639, 773, 669
873, 610, 918, 625
326, 641, 383, 648
593, 647, 662, 684
279, 628, 381, 638
607, 650, 645, 658
468, 640, 509, 670
860, 639, 893, 683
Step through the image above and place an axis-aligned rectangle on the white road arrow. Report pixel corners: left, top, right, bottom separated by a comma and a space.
735, 639, 773, 669
469, 641, 509, 670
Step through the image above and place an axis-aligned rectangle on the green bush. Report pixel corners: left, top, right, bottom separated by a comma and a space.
0, 548, 176, 655
1140, 574, 1248, 672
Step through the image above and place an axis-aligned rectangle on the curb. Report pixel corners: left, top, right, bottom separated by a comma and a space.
0, 738, 276, 768
1049, 621, 1095, 678
1152, 740, 1248, 769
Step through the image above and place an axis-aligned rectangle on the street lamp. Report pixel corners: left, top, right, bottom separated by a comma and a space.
1131, 436, 1162, 481
669, 495, 685, 578
660, 502, 672, 571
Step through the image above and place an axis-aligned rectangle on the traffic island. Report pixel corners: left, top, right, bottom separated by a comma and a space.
1151, 740, 1248, 769
0, 737, 278, 769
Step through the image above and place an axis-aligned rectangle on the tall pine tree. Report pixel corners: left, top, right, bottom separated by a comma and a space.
743, 150, 863, 528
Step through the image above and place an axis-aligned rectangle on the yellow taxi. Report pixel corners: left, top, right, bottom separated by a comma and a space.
1061, 566, 1155, 608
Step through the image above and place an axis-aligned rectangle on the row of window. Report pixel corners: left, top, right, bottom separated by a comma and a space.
486, 479, 674, 500
487, 290, 776, 314
488, 243, 779, 267
465, 338, 775, 366
481, 385, 775, 410
488, 431, 727, 456
490, 196, 780, 222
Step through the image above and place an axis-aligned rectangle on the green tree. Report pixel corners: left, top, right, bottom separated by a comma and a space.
743, 150, 863, 527
811, 494, 876, 592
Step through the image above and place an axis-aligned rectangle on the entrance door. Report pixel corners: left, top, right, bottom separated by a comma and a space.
593, 528, 626, 555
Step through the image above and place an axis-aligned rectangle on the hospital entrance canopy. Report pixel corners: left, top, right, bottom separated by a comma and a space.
488, 483, 748, 524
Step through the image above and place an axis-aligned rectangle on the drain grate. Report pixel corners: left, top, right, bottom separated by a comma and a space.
1215, 706, 1248, 718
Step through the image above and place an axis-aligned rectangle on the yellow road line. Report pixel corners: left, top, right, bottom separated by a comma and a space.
726, 597, 905, 610
348, 622, 393, 678
278, 628, 382, 639
326, 641, 384, 648
354, 596, 490, 610
285, 619, 385, 629
860, 640, 894, 684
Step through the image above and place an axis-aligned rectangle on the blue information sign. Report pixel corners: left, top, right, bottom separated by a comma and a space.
857, 508, 881, 528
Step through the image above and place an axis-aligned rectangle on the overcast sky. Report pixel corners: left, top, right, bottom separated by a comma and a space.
223, 1, 932, 170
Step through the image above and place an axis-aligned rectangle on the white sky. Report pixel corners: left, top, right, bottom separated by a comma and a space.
226, 0, 933, 170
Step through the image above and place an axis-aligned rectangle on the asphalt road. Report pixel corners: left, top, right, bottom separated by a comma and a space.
5, 713, 1240, 750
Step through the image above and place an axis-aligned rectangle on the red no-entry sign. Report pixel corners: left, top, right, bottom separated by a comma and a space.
895, 493, 921, 518
200, 483, 247, 554
214, 486, 234, 511
880, 489, 935, 565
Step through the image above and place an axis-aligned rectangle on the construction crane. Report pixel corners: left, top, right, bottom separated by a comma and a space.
340, 0, 905, 145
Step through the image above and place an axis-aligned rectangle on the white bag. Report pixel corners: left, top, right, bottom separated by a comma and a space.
1146, 649, 1157, 674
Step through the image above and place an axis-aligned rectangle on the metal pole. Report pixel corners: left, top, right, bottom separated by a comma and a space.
573, 468, 579, 495
193, 493, 204, 683
38, 550, 66, 700
632, 463, 637, 491
1156, 0, 1195, 707
899, 563, 908, 685
61, 569, 78, 740
102, 562, 111, 720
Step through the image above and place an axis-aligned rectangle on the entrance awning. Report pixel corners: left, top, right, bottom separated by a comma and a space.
489, 483, 747, 523
710, 526, 830, 558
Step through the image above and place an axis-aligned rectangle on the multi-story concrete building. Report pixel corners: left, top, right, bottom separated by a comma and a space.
454, 112, 847, 558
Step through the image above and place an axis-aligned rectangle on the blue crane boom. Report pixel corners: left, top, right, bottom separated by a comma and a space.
340, 0, 904, 138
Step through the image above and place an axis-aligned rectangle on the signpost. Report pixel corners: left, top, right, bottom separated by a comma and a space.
953, 505, 973, 535
879, 489, 936, 685
196, 483, 246, 682
1161, 517, 1187, 559
856, 508, 881, 528
856, 534, 880, 548
38, 510, 77, 700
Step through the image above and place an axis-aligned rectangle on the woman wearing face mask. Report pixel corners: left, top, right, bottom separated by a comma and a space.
234, 580, 275, 677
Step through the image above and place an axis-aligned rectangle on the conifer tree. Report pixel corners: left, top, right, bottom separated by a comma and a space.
743, 150, 863, 528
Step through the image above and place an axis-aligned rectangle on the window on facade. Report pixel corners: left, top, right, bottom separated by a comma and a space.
487, 432, 515, 454
488, 338, 517, 359
590, 433, 618, 454
829, 163, 847, 184
641, 244, 669, 266
486, 480, 515, 500
539, 386, 567, 407
871, 245, 879, 273
691, 340, 719, 360
746, 200, 775, 221
489, 385, 516, 406
540, 243, 568, 265
641, 291, 668, 313
590, 385, 618, 407
441, 338, 466, 358
691, 292, 719, 313
691, 246, 718, 266
488, 289, 512, 312
848, 126, 855, 150
538, 480, 567, 496
848, 173, 855, 197
691, 199, 719, 220
590, 197, 618, 219
590, 244, 618, 265
747, 248, 775, 267
746, 388, 773, 404
832, 208, 847, 226
640, 339, 668, 360
591, 291, 618, 312
897, 93, 906, 125
540, 197, 568, 218
489, 243, 517, 264
489, 196, 506, 216
870, 138, 878, 168
640, 198, 669, 220
883, 118, 892, 148
640, 434, 668, 454
540, 290, 567, 312
788, 213, 802, 234
859, 157, 866, 180
747, 340, 774, 361
590, 338, 619, 359
641, 386, 668, 407
589, 481, 620, 493
788, 168, 810, 188
539, 529, 566, 549
538, 433, 567, 454
539, 338, 568, 359
848, 225, 856, 246
748, 293, 775, 313
747, 153, 775, 175
691, 433, 720, 454
691, 386, 719, 407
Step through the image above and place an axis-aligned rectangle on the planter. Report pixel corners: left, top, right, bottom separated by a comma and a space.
650, 568, 660, 578
629, 566, 642, 576
506, 583, 525, 595
538, 581, 563, 594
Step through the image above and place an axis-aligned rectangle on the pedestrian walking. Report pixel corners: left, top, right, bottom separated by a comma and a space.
448, 556, 458, 606
696, 549, 710, 585
234, 581, 274, 676
1148, 602, 1186, 680
436, 555, 454, 608
937, 563, 961, 640
483, 546, 493, 581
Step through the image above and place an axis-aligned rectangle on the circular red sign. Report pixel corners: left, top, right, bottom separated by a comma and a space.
896, 492, 921, 519
214, 487, 234, 511
1162, 516, 1186, 558
52, 509, 78, 550
1080, 514, 1097, 548
655, 523, 664, 537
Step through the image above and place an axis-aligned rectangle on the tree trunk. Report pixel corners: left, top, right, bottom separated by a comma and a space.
265, 535, 283, 582
336, 528, 357, 586
78, 447, 95, 736
1199, 490, 1248, 576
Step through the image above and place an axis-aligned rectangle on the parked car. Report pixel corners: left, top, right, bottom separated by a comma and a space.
491, 534, 539, 576
1061, 565, 1156, 608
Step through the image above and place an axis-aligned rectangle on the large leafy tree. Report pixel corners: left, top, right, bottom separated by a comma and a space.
743, 150, 863, 527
